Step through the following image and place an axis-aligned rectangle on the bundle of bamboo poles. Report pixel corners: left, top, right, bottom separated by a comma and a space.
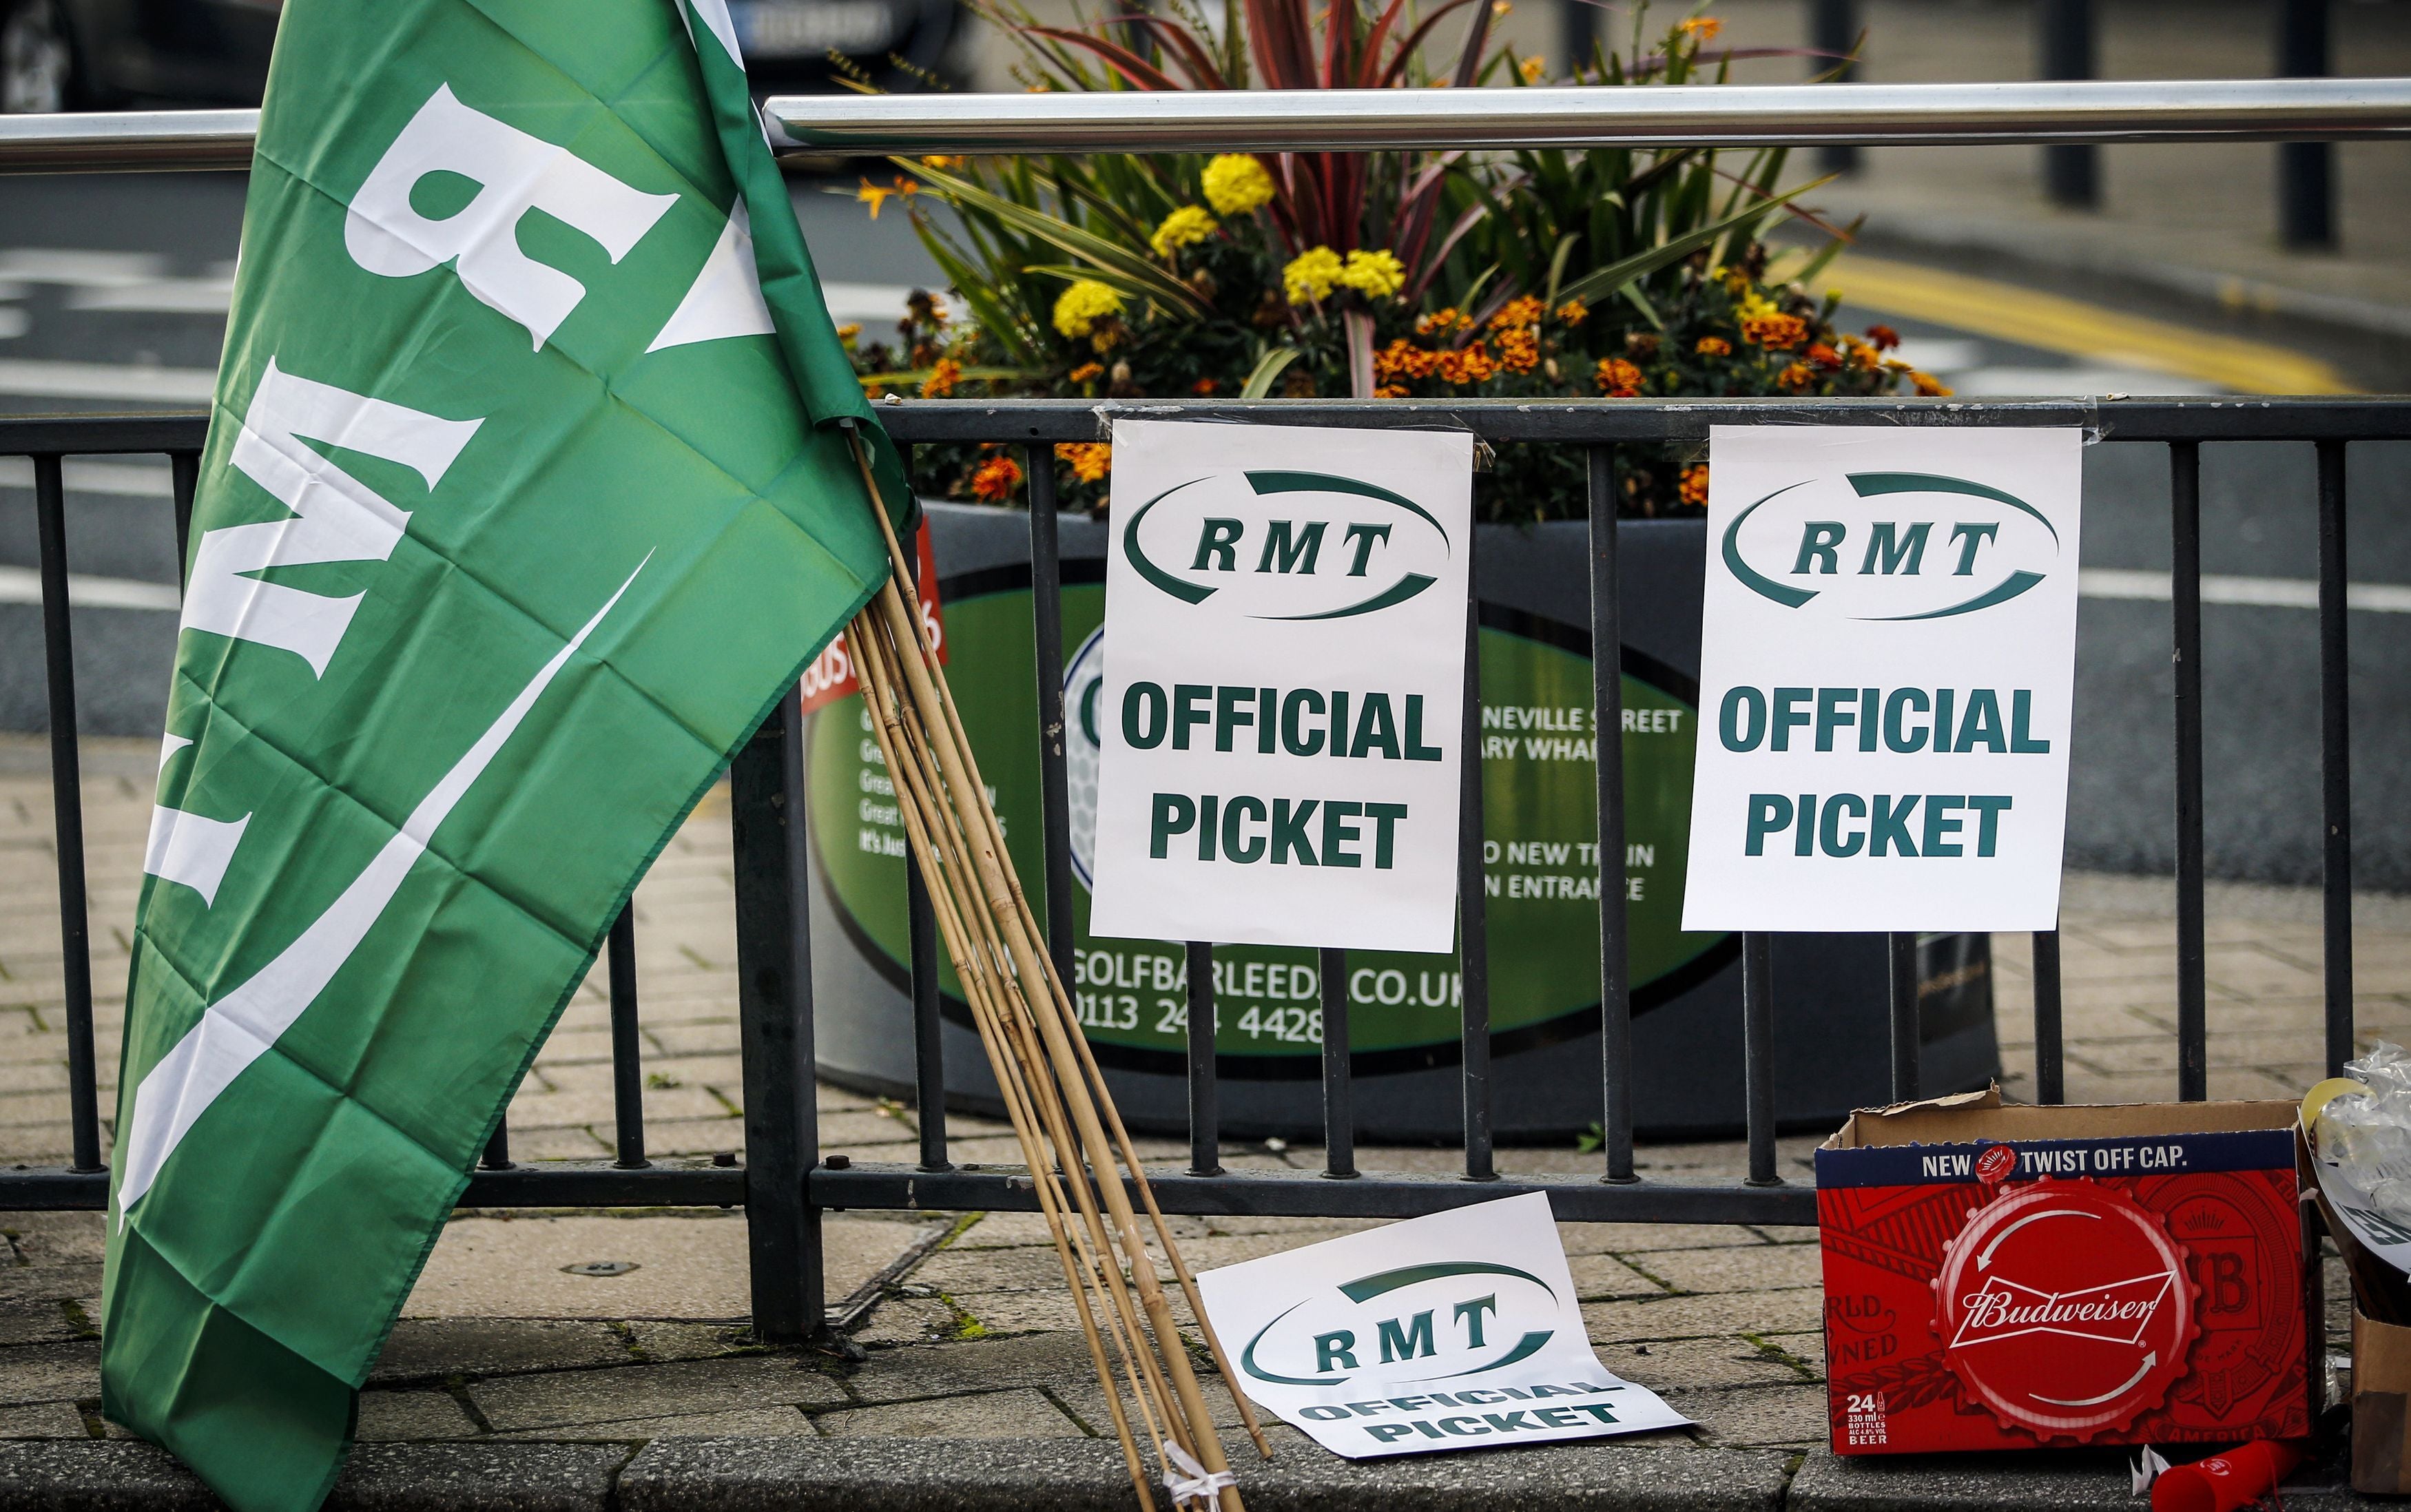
840, 433, 1270, 1511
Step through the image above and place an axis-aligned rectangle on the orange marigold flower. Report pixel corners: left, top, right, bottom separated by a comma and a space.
1435, 342, 1498, 385
1910, 371, 1954, 397
1192, 378, 1219, 396
1678, 16, 1723, 41
1694, 335, 1732, 357
1068, 362, 1104, 384
1741, 313, 1808, 351
1555, 298, 1589, 326
1416, 308, 1468, 335
970, 454, 1023, 502
1596, 357, 1644, 397
1778, 361, 1817, 392
1678, 464, 1710, 508
920, 356, 962, 399
1806, 343, 1843, 373
1055, 442, 1112, 484
1495, 327, 1541, 374
1375, 383, 1411, 399
1489, 296, 1546, 331
1865, 324, 1902, 351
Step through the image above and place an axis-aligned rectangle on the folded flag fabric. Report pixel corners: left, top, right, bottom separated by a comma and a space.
99, 3, 905, 1507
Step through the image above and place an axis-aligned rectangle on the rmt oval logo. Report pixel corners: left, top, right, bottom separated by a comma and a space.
1720, 470, 2061, 621
1242, 1259, 1559, 1395
1120, 469, 1452, 621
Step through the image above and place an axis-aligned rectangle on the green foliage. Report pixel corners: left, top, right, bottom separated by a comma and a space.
849, 1, 1944, 519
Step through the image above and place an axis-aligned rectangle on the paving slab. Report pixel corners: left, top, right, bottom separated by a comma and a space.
812, 1387, 1087, 1440
355, 1391, 480, 1442
1788, 1441, 2365, 1512
0, 1400, 87, 1439
469, 1356, 849, 1433
0, 1340, 99, 1407
370, 1319, 632, 1385
500, 1407, 814, 1440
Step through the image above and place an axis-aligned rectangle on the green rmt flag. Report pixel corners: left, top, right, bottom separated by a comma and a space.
100, 3, 908, 1506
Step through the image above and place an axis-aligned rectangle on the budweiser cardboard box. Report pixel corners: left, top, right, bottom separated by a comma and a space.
1815, 1088, 2312, 1455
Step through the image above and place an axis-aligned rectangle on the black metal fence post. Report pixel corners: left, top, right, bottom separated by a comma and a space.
1587, 448, 1635, 1184
2317, 439, 2353, 1076
1809, 0, 1861, 174
34, 456, 102, 1177
2277, 0, 2337, 251
2038, 0, 2100, 208
2171, 442, 2208, 1102
733, 699, 822, 1342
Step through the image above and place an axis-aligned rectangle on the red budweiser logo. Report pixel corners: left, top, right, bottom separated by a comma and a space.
1932, 1181, 2196, 1440
1949, 1270, 2175, 1349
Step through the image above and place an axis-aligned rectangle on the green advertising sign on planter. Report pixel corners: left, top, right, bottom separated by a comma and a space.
809, 566, 1724, 1074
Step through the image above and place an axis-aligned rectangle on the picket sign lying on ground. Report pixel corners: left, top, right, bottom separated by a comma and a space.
1088, 419, 1473, 953
1684, 424, 2084, 933
1193, 1193, 1689, 1457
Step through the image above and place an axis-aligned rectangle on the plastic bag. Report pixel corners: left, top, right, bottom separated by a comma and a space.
2321, 1041, 2411, 1230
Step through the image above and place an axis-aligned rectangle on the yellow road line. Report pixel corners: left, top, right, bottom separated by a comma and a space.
1822, 253, 2356, 396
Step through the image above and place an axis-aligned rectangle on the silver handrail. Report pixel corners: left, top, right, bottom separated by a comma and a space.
3, 77, 2410, 173
771, 77, 2411, 154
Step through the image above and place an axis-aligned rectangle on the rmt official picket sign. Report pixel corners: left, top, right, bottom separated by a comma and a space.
1089, 420, 1473, 952
1684, 426, 2083, 932
1817, 1090, 2312, 1456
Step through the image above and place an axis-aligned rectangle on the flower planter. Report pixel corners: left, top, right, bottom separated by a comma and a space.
805, 501, 2000, 1142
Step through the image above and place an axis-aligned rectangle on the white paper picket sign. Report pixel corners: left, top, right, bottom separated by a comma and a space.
1194, 1194, 1689, 1458
1682, 425, 2084, 933
1088, 420, 1473, 953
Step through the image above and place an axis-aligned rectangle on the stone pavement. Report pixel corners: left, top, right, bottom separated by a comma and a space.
0, 734, 2389, 1506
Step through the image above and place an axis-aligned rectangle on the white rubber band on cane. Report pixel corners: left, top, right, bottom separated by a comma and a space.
1161, 1440, 1236, 1507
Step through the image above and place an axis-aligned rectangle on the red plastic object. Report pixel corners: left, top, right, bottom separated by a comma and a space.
2150, 1440, 2308, 1512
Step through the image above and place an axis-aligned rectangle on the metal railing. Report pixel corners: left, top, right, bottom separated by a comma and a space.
3, 395, 2382, 1332
0, 92, 2398, 1338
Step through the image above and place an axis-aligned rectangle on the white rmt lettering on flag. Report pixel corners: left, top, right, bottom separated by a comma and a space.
344, 84, 677, 349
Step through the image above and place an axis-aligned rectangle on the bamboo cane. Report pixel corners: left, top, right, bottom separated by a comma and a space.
830, 428, 1254, 1511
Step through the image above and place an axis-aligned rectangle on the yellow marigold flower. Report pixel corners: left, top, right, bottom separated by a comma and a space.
920, 357, 962, 399
1203, 154, 1276, 216
1053, 279, 1125, 339
1596, 358, 1644, 397
1149, 205, 1219, 260
855, 175, 916, 220
1519, 55, 1546, 83
1678, 17, 1722, 42
1068, 361, 1105, 384
1736, 290, 1779, 322
1055, 442, 1112, 483
1678, 464, 1710, 508
1337, 248, 1407, 299
1911, 371, 1954, 397
836, 323, 862, 343
920, 154, 964, 169
1283, 246, 1345, 305
1555, 298, 1589, 325
1695, 335, 1732, 357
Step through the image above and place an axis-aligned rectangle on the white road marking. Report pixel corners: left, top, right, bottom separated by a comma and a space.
69, 278, 236, 315
2079, 568, 2411, 614
0, 457, 175, 496
0, 249, 165, 287
0, 358, 217, 402
0, 565, 180, 610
